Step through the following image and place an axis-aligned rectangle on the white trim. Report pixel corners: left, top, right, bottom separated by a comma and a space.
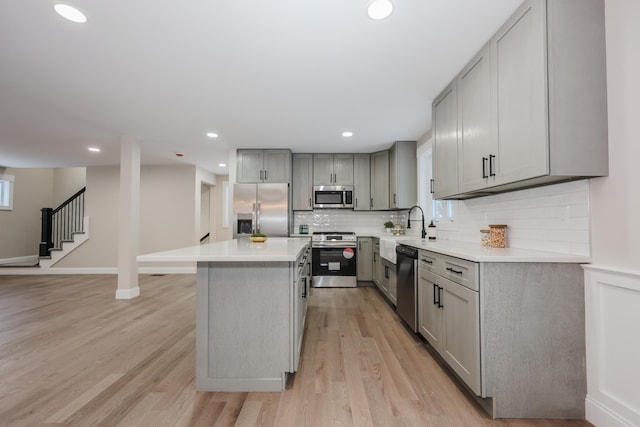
584, 267, 640, 427
0, 266, 197, 275
0, 255, 39, 266
586, 396, 637, 427
115, 287, 140, 299
582, 264, 640, 279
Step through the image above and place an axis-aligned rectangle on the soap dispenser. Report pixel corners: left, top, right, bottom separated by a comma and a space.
427, 220, 436, 240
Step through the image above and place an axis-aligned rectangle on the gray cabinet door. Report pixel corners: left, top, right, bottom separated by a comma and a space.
263, 150, 291, 183
353, 154, 370, 211
389, 141, 417, 209
356, 237, 373, 281
372, 239, 381, 287
332, 154, 354, 185
237, 150, 264, 183
432, 81, 459, 199
292, 154, 313, 211
418, 268, 444, 353
370, 150, 389, 210
442, 277, 481, 396
491, 0, 548, 185
458, 43, 496, 193
312, 154, 333, 185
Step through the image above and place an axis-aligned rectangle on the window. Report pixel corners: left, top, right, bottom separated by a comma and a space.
0, 174, 15, 211
417, 142, 456, 230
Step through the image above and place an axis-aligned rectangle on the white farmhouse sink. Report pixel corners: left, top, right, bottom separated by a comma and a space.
380, 238, 398, 264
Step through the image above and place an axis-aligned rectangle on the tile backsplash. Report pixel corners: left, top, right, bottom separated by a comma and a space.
294, 210, 424, 237
438, 180, 591, 256
294, 179, 591, 256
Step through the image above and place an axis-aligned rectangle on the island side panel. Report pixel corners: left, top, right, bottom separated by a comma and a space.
480, 262, 586, 419
196, 260, 292, 392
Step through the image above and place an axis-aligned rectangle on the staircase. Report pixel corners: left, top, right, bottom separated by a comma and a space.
39, 187, 89, 268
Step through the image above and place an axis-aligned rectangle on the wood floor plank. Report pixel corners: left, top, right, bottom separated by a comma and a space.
0, 275, 593, 427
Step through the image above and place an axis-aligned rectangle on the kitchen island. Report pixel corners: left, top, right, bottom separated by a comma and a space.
138, 238, 311, 392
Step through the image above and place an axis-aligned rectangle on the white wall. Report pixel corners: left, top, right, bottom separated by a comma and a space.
0, 168, 54, 259
57, 165, 199, 269
52, 167, 86, 206
583, 1, 640, 426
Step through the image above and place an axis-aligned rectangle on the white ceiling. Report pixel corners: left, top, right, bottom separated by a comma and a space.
0, 0, 522, 175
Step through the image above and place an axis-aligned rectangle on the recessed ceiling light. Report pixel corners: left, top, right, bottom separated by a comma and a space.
367, 0, 393, 20
206, 132, 219, 138
342, 131, 353, 137
54, 4, 87, 23
218, 163, 227, 167
88, 147, 100, 152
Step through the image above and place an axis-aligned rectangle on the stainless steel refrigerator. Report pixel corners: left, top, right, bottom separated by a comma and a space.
233, 183, 290, 238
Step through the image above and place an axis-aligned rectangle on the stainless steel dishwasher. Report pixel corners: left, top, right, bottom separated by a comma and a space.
395, 244, 419, 332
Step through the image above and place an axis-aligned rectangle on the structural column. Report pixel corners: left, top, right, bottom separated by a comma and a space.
116, 136, 141, 299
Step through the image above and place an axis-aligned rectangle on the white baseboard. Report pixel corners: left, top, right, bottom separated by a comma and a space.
0, 266, 196, 275
115, 287, 140, 299
0, 255, 39, 265
586, 396, 637, 427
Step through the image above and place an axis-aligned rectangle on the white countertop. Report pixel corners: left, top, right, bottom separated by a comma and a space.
137, 237, 310, 262
396, 239, 590, 263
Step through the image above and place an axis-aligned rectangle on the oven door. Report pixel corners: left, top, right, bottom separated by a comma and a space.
312, 247, 357, 288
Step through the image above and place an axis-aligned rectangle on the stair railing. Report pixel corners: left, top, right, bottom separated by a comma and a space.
39, 187, 86, 257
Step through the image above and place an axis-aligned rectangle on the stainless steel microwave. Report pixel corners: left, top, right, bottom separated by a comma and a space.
313, 185, 354, 209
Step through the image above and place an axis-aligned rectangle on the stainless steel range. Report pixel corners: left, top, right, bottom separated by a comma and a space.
311, 232, 357, 288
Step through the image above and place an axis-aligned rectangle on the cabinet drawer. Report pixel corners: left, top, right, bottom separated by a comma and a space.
440, 255, 479, 291
418, 250, 438, 273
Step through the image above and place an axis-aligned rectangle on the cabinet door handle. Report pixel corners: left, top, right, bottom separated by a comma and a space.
358, 241, 361, 250
264, 170, 268, 180
446, 266, 463, 275
260, 170, 263, 180
421, 259, 433, 265
334, 173, 337, 183
302, 277, 307, 298
385, 266, 389, 279
482, 157, 488, 179
309, 198, 312, 207
438, 286, 444, 308
355, 198, 358, 209
370, 198, 373, 208
433, 283, 439, 306
489, 154, 496, 177
393, 193, 396, 204
430, 179, 434, 194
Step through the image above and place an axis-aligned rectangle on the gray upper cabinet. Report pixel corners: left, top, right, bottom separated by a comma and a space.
292, 154, 313, 211
389, 141, 417, 209
434, 0, 608, 199
432, 81, 459, 199
457, 43, 496, 193
353, 154, 371, 211
370, 150, 389, 210
237, 149, 291, 183
312, 154, 354, 185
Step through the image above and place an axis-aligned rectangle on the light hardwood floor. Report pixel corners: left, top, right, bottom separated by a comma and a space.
0, 274, 592, 427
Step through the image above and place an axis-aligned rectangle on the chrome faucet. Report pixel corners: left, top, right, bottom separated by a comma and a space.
406, 205, 427, 239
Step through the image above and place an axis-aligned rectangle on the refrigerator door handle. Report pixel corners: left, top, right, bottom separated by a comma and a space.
252, 203, 257, 234
256, 202, 261, 233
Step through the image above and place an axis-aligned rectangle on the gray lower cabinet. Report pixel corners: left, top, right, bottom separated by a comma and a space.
381, 258, 397, 305
237, 149, 292, 183
356, 237, 373, 281
353, 154, 370, 211
195, 245, 310, 392
417, 248, 586, 419
292, 154, 313, 210
370, 150, 389, 210
372, 238, 381, 287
